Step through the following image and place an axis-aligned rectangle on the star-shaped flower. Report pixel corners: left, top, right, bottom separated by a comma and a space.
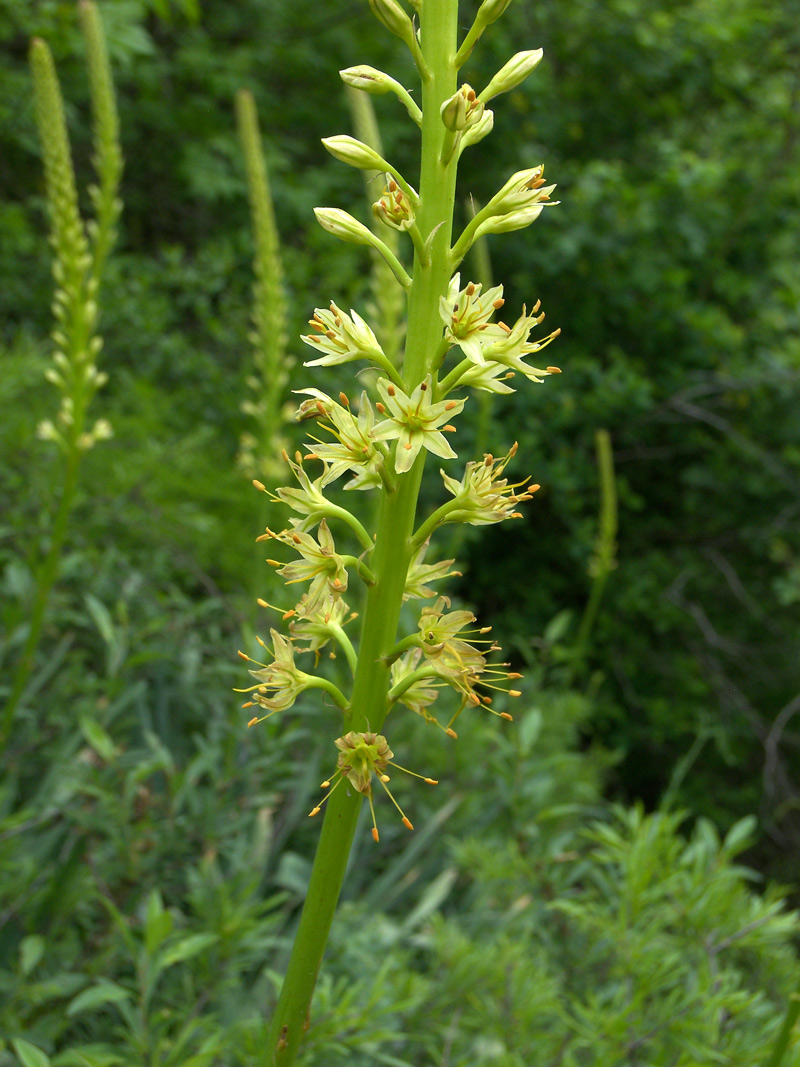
236, 629, 312, 716
439, 443, 540, 526
260, 519, 348, 610
373, 375, 466, 473
288, 591, 354, 652
477, 301, 561, 382
270, 451, 334, 531
439, 272, 505, 363
295, 388, 384, 489
308, 731, 437, 842
403, 539, 460, 600
301, 302, 385, 368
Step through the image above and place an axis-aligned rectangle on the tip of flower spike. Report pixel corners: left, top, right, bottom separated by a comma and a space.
372, 827, 380, 843
402, 816, 414, 831
247, 717, 258, 727
446, 727, 458, 739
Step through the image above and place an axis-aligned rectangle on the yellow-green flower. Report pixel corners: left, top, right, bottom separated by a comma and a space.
440, 272, 505, 363
478, 301, 561, 382
295, 388, 385, 489
308, 730, 437, 842
237, 629, 312, 717
301, 302, 385, 368
439, 443, 540, 525
261, 519, 348, 610
373, 375, 466, 473
404, 539, 460, 600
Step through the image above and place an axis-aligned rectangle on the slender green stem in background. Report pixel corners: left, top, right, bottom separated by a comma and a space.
764, 987, 800, 1067
0, 455, 80, 748
1, 8, 121, 753
262, 2, 459, 1062
569, 428, 618, 681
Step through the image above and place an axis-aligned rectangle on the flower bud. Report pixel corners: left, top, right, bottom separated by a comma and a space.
322, 135, 388, 173
476, 0, 515, 26
373, 180, 415, 231
339, 65, 397, 95
480, 49, 543, 103
314, 207, 374, 246
368, 0, 415, 46
440, 84, 484, 132
474, 203, 552, 239
459, 109, 494, 152
92, 418, 113, 441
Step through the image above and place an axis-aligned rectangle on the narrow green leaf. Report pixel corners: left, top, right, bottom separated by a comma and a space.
78, 715, 116, 761
66, 980, 131, 1017
19, 934, 46, 977
158, 932, 218, 969
12, 1039, 51, 1067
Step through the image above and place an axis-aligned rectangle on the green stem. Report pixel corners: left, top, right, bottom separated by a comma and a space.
570, 429, 618, 681
411, 498, 461, 549
384, 632, 423, 665
764, 989, 800, 1067
262, 3, 459, 1063
305, 676, 349, 711
388, 664, 438, 703
437, 356, 472, 396
328, 625, 358, 676
0, 451, 80, 751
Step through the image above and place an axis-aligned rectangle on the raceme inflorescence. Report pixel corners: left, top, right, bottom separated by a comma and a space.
240, 1, 561, 1061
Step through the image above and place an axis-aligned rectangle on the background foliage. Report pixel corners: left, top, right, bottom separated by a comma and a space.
1, 0, 798, 1062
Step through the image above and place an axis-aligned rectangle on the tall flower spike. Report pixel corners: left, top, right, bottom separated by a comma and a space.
308, 731, 438, 842
373, 375, 466, 473
440, 273, 505, 363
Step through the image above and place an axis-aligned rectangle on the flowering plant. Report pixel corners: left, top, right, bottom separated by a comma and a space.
240, 1, 560, 1060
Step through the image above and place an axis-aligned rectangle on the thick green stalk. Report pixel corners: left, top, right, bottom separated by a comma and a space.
262, 3, 459, 1063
